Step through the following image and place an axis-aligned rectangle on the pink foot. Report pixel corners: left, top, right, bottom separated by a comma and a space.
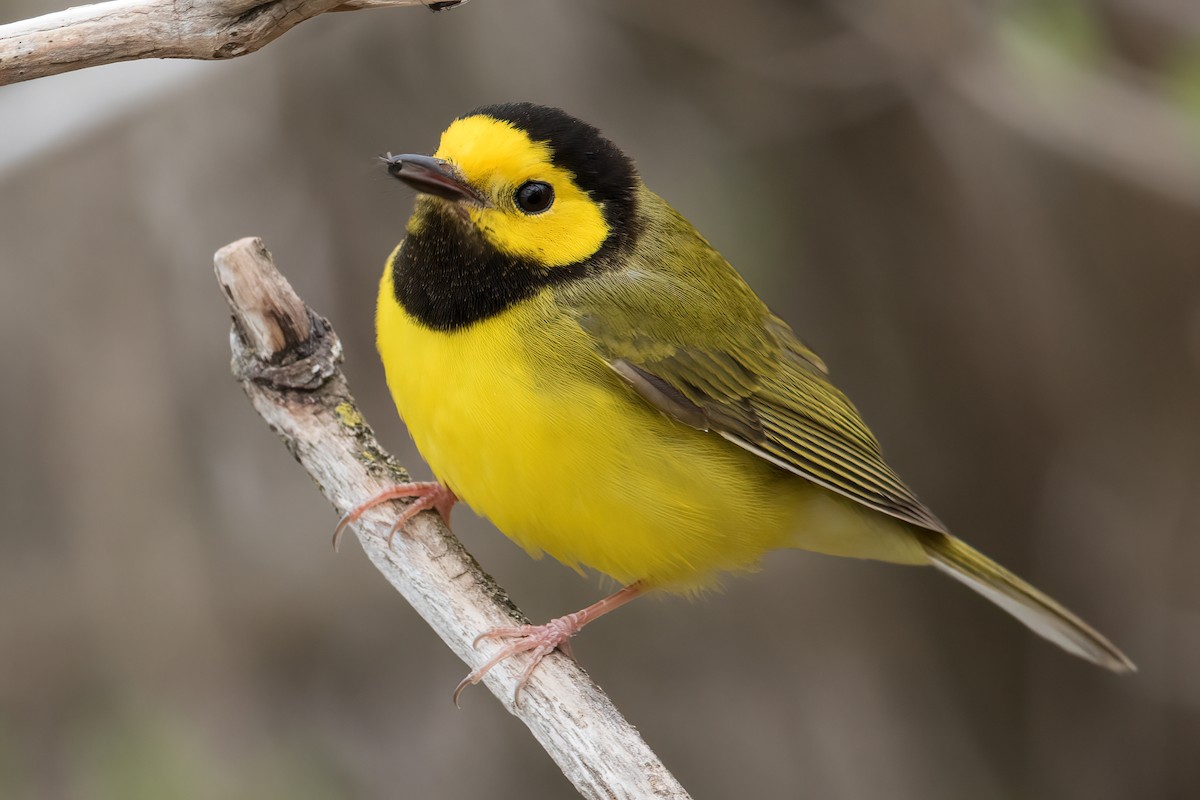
453, 616, 581, 707
332, 481, 457, 551
453, 583, 645, 707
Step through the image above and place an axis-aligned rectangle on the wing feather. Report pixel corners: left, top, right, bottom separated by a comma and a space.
562, 273, 945, 533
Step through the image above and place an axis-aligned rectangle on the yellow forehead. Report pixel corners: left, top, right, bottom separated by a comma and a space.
430, 114, 610, 268
434, 115, 555, 188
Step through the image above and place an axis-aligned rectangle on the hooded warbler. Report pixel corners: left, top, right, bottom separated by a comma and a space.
340, 102, 1134, 702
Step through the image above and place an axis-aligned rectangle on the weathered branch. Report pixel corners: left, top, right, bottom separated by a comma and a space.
0, 0, 440, 86
213, 237, 690, 800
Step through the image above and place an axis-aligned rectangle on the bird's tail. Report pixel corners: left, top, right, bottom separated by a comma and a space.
919, 533, 1135, 673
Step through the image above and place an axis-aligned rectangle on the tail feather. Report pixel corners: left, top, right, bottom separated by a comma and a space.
920, 534, 1135, 673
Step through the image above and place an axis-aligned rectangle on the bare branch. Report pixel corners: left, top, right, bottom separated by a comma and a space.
213, 237, 691, 800
0, 0, 429, 86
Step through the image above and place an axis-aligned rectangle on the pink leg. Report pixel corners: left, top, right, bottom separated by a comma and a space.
332, 481, 457, 551
454, 582, 645, 707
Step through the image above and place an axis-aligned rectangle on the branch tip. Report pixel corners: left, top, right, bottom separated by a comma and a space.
214, 237, 340, 390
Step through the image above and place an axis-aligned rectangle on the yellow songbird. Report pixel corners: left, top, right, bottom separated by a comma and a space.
339, 103, 1133, 702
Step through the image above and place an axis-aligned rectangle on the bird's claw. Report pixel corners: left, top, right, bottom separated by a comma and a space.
332, 481, 457, 551
454, 617, 580, 707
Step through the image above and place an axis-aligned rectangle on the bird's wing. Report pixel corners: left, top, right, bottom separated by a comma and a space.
560, 268, 946, 533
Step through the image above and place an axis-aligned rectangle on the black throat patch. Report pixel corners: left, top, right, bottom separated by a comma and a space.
391, 202, 590, 331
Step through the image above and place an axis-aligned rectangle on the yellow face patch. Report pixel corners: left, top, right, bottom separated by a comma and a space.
434, 115, 610, 267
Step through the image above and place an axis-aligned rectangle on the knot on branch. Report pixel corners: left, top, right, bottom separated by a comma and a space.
215, 236, 342, 390
212, 0, 289, 58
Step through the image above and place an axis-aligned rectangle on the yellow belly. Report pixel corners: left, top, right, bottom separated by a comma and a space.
376, 269, 923, 591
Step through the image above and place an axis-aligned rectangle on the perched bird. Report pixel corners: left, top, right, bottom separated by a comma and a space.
339, 102, 1134, 703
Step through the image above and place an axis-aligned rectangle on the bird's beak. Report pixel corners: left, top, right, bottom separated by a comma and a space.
383, 153, 484, 205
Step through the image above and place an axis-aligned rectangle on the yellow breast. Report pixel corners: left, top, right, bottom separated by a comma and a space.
376, 265, 823, 590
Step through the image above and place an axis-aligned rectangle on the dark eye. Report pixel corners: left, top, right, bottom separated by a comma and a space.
515, 181, 554, 214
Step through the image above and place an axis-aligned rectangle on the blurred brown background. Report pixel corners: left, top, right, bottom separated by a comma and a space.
1, 0, 1197, 797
